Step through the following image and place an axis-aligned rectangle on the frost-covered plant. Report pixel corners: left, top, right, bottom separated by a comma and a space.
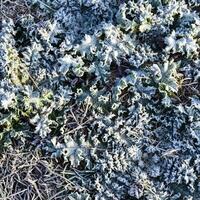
0, 0, 200, 199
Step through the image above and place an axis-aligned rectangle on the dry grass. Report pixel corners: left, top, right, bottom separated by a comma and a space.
0, 0, 49, 22
0, 0, 31, 21
171, 77, 200, 105
0, 148, 89, 200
